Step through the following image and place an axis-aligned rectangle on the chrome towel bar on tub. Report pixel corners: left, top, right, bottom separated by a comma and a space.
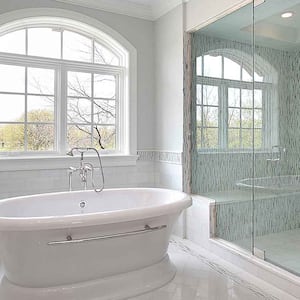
47, 224, 167, 246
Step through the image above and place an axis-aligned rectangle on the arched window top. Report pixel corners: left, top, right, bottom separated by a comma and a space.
196, 48, 277, 84
0, 17, 129, 67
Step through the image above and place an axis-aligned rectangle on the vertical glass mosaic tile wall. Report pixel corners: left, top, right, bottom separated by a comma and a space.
190, 0, 300, 275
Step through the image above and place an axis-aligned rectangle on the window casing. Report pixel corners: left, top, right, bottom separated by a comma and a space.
196, 52, 274, 152
0, 22, 129, 156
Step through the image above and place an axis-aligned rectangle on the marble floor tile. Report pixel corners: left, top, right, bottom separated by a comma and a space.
130, 237, 298, 300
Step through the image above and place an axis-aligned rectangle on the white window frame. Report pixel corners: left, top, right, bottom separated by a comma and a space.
0, 10, 138, 168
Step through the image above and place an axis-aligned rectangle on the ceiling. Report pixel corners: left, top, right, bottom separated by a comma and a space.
54, 0, 183, 20
198, 0, 300, 51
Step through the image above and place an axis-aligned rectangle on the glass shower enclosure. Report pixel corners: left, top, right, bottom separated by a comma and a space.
190, 0, 300, 276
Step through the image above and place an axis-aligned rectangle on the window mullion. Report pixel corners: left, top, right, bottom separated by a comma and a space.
24, 67, 28, 151
58, 67, 67, 154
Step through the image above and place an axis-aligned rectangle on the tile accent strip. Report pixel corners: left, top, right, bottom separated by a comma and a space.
137, 150, 182, 164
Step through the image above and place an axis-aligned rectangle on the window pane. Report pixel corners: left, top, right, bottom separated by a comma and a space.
228, 108, 240, 128
242, 68, 252, 82
241, 129, 252, 148
202, 128, 218, 148
241, 89, 253, 108
203, 85, 218, 106
94, 42, 120, 66
0, 64, 25, 93
28, 68, 55, 95
0, 30, 26, 55
196, 106, 202, 126
196, 56, 202, 76
254, 129, 262, 148
203, 55, 222, 78
0, 124, 24, 151
68, 72, 91, 97
94, 100, 116, 124
196, 127, 202, 149
254, 89, 262, 108
228, 88, 240, 107
254, 72, 263, 82
0, 94, 25, 122
63, 31, 92, 62
241, 109, 253, 128
228, 129, 240, 149
203, 106, 218, 127
67, 125, 92, 148
93, 125, 116, 150
196, 84, 202, 105
27, 124, 55, 151
224, 57, 241, 81
94, 74, 116, 99
27, 96, 54, 122
67, 98, 91, 123
28, 28, 61, 59
254, 109, 262, 128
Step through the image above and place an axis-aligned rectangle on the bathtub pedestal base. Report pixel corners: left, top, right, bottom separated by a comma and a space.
0, 255, 176, 300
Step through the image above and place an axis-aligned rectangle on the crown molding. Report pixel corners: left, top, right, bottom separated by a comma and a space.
54, 0, 186, 20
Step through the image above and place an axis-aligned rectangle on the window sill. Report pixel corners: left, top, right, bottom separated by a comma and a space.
0, 154, 139, 171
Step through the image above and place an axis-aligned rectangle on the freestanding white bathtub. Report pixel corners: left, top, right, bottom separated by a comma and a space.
0, 188, 192, 300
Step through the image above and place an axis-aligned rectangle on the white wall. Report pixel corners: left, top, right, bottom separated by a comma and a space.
154, 5, 184, 152
185, 0, 251, 32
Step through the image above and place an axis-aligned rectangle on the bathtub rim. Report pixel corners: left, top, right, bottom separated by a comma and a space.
0, 188, 192, 231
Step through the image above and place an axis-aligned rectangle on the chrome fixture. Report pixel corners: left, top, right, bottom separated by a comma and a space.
67, 147, 105, 193
266, 145, 286, 162
47, 224, 167, 245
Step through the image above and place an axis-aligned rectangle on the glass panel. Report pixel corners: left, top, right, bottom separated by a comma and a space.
94, 42, 120, 65
0, 94, 25, 122
196, 84, 202, 105
203, 106, 218, 127
241, 89, 253, 108
241, 109, 253, 128
254, 72, 263, 82
67, 98, 91, 123
68, 72, 92, 97
196, 106, 202, 125
93, 100, 116, 124
63, 31, 92, 62
27, 124, 55, 151
254, 109, 262, 128
93, 125, 116, 150
253, 129, 262, 148
254, 89, 262, 108
196, 56, 203, 76
203, 85, 218, 105
228, 128, 240, 149
196, 127, 202, 149
0, 124, 24, 151
241, 129, 252, 148
67, 125, 92, 148
242, 68, 252, 82
27, 96, 54, 122
94, 74, 116, 99
203, 54, 222, 78
224, 57, 241, 80
28, 68, 55, 95
228, 88, 240, 107
0, 64, 25, 93
0, 30, 26, 55
202, 127, 218, 148
28, 28, 61, 59
228, 108, 240, 128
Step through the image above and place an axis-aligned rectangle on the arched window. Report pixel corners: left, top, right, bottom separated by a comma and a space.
195, 49, 277, 151
0, 16, 133, 155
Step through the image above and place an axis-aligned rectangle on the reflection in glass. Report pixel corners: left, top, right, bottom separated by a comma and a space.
203, 55, 222, 78
224, 57, 241, 81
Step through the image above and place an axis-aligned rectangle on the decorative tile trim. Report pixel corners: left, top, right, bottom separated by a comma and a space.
137, 150, 182, 165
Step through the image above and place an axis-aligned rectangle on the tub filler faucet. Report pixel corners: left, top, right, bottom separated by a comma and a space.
67, 147, 105, 193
